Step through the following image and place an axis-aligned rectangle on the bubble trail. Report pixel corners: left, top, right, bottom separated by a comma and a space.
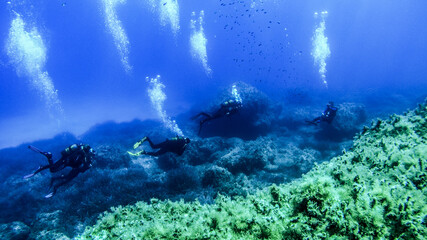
160, 0, 180, 35
311, 11, 330, 87
148, 0, 180, 36
146, 75, 183, 136
6, 13, 63, 116
102, 0, 132, 73
190, 10, 212, 76
232, 84, 242, 104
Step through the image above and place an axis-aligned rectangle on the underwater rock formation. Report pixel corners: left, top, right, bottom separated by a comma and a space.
333, 102, 367, 134
80, 119, 162, 147
194, 82, 281, 139
0, 109, 344, 238
29, 210, 71, 240
201, 166, 232, 189
78, 100, 426, 239
0, 221, 30, 240
216, 137, 271, 175
311, 102, 368, 142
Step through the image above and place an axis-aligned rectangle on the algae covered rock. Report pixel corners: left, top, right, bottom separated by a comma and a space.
334, 102, 367, 133
33, 230, 70, 240
78, 100, 427, 239
272, 142, 320, 173
201, 166, 232, 188
0, 221, 30, 240
165, 165, 200, 193
216, 137, 272, 174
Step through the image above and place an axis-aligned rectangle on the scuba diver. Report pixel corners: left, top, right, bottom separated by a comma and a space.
306, 101, 338, 125
24, 143, 95, 198
191, 99, 243, 134
128, 136, 191, 157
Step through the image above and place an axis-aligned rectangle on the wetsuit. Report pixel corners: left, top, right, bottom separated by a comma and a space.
192, 99, 243, 134
130, 136, 190, 157
25, 144, 95, 198
308, 104, 338, 125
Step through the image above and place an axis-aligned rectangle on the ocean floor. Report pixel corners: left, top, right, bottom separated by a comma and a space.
0, 84, 425, 239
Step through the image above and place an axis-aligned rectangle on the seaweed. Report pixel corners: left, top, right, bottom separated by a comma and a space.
78, 100, 427, 239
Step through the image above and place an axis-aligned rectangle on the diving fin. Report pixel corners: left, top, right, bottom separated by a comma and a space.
44, 191, 55, 198
128, 150, 146, 156
127, 151, 136, 156
133, 137, 147, 149
28, 145, 44, 154
23, 173, 35, 179
28, 145, 52, 159
23, 165, 44, 179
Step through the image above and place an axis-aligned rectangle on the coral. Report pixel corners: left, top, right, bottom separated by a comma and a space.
78, 99, 427, 239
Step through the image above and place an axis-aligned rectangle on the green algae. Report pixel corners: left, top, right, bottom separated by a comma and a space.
79, 101, 427, 239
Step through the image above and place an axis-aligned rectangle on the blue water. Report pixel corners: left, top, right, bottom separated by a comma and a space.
0, 0, 426, 148
1, 1, 427, 238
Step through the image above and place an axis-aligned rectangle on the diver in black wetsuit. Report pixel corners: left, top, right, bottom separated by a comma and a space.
191, 99, 243, 134
128, 136, 190, 157
24, 144, 95, 198
306, 101, 338, 125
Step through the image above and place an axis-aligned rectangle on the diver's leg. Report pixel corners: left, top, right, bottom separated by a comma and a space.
24, 149, 60, 178
191, 112, 211, 120
145, 148, 167, 157
313, 117, 322, 124
146, 137, 165, 149
46, 176, 61, 198
306, 117, 321, 125
45, 169, 79, 198
23, 164, 51, 179
129, 138, 164, 156
49, 158, 66, 173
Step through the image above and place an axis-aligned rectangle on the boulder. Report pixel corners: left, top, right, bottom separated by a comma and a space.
0, 221, 30, 240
